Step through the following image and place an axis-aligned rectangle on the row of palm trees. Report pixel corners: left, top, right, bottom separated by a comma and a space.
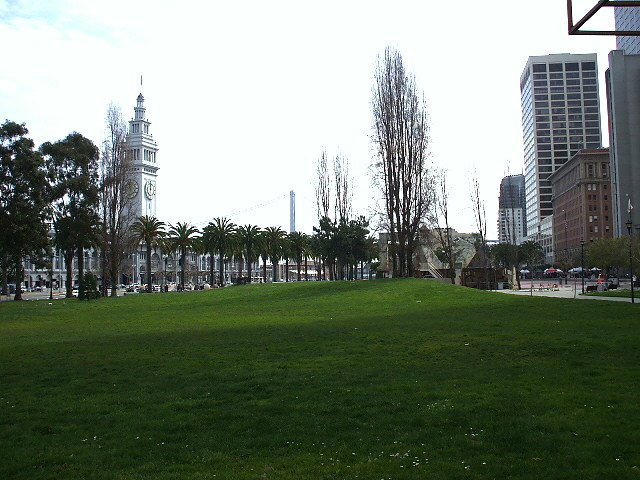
131, 216, 374, 293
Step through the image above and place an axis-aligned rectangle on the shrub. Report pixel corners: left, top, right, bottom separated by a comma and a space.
78, 272, 101, 300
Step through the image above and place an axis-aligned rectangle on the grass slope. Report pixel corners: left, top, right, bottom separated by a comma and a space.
1, 279, 639, 479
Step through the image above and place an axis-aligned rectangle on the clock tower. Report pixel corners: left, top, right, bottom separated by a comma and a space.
124, 93, 159, 219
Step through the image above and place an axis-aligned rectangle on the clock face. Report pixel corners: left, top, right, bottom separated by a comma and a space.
125, 179, 139, 199
144, 180, 156, 199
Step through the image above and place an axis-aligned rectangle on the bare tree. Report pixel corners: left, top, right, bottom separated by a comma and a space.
315, 148, 331, 222
498, 172, 522, 289
372, 47, 433, 277
434, 171, 456, 284
334, 153, 352, 223
98, 103, 136, 296
471, 174, 490, 288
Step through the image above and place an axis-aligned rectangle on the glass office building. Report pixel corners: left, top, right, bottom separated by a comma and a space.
520, 54, 603, 245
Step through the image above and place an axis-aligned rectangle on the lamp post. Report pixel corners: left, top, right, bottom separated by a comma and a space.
626, 219, 635, 304
49, 254, 54, 300
580, 239, 585, 294
163, 255, 168, 293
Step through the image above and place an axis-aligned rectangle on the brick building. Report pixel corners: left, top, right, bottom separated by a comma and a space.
549, 149, 613, 265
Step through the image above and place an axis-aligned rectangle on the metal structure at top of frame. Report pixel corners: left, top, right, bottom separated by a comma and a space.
568, 0, 640, 35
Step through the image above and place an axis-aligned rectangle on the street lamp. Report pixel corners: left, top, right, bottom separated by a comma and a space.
49, 253, 54, 300
625, 219, 635, 304
163, 255, 168, 293
580, 239, 585, 294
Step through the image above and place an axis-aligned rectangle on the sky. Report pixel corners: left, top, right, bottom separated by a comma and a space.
0, 0, 618, 238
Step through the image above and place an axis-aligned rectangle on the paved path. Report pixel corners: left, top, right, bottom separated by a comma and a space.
493, 280, 637, 303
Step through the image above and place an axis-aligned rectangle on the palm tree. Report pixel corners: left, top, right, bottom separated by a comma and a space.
201, 224, 217, 286
288, 231, 308, 282
167, 222, 200, 289
264, 226, 286, 282
206, 217, 236, 286
132, 215, 166, 293
236, 225, 261, 284
258, 231, 269, 283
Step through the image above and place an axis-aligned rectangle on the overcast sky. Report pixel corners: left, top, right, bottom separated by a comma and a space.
1, 0, 617, 237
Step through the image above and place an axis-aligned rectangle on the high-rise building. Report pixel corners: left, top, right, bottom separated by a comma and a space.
615, 6, 640, 54
520, 53, 603, 260
124, 93, 159, 220
606, 50, 640, 235
497, 174, 527, 245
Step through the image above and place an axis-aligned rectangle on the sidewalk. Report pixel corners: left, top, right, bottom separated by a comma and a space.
493, 280, 636, 303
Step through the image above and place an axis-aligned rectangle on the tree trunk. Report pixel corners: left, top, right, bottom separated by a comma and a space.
110, 262, 118, 297
1, 252, 9, 295
65, 251, 74, 298
13, 257, 24, 301
180, 249, 186, 288
262, 257, 267, 283
218, 250, 224, 286
238, 255, 244, 282
146, 243, 153, 293
77, 247, 85, 297
100, 248, 108, 296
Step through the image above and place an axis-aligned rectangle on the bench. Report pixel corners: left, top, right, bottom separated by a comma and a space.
607, 283, 618, 290
585, 285, 598, 293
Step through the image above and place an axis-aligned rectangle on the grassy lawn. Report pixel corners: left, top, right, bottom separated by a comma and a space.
584, 289, 637, 298
1, 279, 639, 479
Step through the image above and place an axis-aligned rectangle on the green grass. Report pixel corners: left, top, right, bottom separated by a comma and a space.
584, 288, 637, 298
1, 279, 639, 479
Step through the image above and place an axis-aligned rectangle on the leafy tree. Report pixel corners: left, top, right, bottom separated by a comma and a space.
312, 217, 334, 280
585, 236, 638, 276
41, 132, 100, 297
0, 121, 51, 300
78, 272, 100, 300
518, 241, 544, 271
236, 224, 262, 284
167, 222, 200, 288
131, 216, 166, 293
491, 242, 520, 289
53, 216, 79, 298
308, 230, 325, 281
